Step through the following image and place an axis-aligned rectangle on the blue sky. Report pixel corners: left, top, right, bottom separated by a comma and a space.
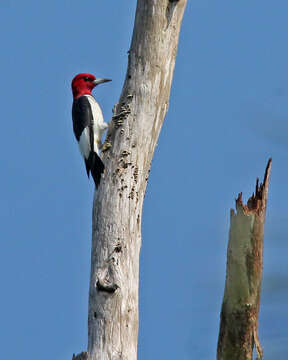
1, 1, 288, 359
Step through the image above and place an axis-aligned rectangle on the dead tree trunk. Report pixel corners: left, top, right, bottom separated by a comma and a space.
217, 159, 272, 360
73, 1, 187, 359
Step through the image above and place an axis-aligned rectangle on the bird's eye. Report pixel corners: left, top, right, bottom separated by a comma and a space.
84, 76, 91, 82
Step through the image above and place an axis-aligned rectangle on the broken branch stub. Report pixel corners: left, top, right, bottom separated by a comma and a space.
217, 159, 272, 360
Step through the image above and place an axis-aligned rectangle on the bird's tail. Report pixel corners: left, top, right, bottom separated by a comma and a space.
85, 152, 105, 188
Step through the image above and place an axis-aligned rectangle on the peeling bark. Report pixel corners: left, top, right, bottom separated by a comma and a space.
71, 1, 187, 359
217, 159, 272, 360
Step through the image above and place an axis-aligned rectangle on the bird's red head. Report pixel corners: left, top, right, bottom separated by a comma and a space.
71, 73, 111, 99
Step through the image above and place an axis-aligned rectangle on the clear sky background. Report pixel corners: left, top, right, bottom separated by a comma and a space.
1, 1, 288, 359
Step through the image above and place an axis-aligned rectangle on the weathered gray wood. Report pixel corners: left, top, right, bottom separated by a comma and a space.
217, 159, 272, 360
86, 1, 187, 359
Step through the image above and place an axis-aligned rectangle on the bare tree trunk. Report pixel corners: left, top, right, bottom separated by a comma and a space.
72, 1, 187, 359
217, 159, 272, 360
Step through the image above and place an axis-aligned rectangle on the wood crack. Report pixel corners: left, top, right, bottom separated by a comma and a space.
166, 0, 179, 27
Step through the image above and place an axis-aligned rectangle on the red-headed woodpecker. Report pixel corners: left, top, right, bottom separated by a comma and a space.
71, 73, 111, 188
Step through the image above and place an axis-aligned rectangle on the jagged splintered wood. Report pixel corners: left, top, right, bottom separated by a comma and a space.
72, 352, 88, 360
217, 159, 272, 360
72, 1, 187, 360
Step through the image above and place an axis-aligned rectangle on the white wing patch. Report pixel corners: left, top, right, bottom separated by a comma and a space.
85, 95, 108, 154
78, 127, 90, 160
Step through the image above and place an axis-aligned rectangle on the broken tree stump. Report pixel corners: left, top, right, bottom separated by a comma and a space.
217, 159, 272, 360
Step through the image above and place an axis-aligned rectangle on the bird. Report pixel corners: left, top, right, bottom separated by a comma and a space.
71, 73, 111, 188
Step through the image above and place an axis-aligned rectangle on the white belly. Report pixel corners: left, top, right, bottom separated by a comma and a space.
78, 95, 108, 158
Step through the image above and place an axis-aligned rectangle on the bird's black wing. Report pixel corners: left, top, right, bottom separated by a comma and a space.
72, 96, 94, 152
72, 95, 104, 187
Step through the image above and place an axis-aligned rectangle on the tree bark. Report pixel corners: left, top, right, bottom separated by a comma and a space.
72, 1, 187, 359
217, 159, 272, 360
